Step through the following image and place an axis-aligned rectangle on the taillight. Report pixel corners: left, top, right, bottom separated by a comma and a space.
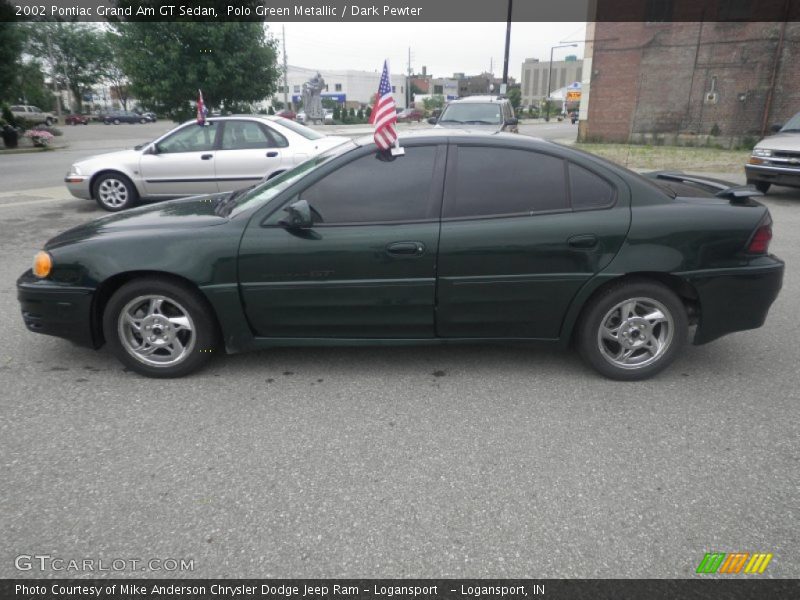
746, 215, 773, 255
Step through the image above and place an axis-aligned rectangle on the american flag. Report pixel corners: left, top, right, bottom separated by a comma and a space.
369, 60, 397, 150
197, 89, 208, 125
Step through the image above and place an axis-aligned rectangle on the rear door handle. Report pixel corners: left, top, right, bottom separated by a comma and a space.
568, 234, 599, 249
266, 151, 278, 157
386, 241, 425, 256
200, 153, 213, 160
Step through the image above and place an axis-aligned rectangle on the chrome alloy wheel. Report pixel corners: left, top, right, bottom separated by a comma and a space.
597, 297, 674, 370
97, 178, 130, 209
117, 295, 196, 367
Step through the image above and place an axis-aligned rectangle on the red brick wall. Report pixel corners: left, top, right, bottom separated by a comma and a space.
584, 21, 800, 142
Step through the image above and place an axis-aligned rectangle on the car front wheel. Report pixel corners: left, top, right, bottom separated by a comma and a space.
104, 278, 220, 378
93, 172, 139, 211
577, 280, 687, 381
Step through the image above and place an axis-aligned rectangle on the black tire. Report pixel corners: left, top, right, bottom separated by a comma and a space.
103, 277, 220, 378
92, 172, 139, 212
113, 118, 121, 125
139, 118, 147, 124
45, 117, 54, 126
754, 181, 771, 194
576, 279, 688, 381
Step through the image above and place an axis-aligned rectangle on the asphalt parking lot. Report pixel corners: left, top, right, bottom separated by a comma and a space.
0, 122, 798, 579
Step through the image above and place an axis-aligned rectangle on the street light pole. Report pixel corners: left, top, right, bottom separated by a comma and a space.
545, 42, 577, 121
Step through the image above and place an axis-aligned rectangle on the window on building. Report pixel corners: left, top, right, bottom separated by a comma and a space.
293, 85, 300, 93
533, 71, 540, 96
299, 146, 438, 224
434, 85, 443, 94
559, 68, 567, 89
445, 147, 568, 218
576, 67, 582, 83
335, 83, 342, 91
568, 163, 615, 210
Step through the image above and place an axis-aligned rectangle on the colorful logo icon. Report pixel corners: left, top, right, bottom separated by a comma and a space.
696, 552, 773, 574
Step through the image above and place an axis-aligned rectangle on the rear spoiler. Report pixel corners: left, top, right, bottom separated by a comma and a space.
646, 171, 764, 203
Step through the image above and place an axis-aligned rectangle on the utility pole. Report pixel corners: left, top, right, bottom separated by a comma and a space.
501, 0, 512, 95
282, 26, 289, 110
546, 42, 577, 121
407, 46, 412, 109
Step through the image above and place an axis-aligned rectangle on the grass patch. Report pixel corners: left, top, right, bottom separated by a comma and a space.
574, 143, 749, 173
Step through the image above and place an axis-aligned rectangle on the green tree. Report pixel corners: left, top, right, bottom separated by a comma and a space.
422, 95, 445, 112
112, 22, 280, 121
26, 23, 108, 112
507, 87, 521, 112
101, 32, 131, 111
0, 8, 25, 104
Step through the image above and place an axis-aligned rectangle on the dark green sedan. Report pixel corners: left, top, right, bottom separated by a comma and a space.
17, 131, 784, 380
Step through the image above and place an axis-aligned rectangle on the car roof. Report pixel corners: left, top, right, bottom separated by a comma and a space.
353, 129, 543, 146
448, 95, 509, 104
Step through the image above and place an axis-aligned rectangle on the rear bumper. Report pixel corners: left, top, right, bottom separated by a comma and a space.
684, 258, 785, 345
17, 270, 98, 348
745, 164, 800, 188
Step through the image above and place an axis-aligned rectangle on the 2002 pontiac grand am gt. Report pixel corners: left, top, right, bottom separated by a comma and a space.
18, 131, 784, 380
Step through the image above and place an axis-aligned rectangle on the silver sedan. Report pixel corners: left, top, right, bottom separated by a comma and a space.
65, 115, 349, 211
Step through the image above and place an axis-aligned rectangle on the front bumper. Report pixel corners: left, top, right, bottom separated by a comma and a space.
745, 164, 800, 188
17, 270, 98, 348
685, 257, 785, 345
65, 175, 92, 200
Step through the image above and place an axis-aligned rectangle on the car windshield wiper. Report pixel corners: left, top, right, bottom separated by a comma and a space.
463, 120, 497, 125
438, 119, 463, 124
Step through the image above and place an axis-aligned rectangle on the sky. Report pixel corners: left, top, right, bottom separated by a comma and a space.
267, 22, 586, 81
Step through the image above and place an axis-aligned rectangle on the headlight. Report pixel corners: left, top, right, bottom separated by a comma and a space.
752, 148, 772, 157
33, 251, 52, 278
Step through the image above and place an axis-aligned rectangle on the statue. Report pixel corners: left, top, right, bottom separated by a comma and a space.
302, 72, 326, 124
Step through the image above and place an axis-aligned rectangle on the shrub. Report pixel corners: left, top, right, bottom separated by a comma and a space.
24, 129, 54, 147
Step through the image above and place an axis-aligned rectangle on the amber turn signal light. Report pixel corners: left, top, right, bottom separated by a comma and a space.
748, 157, 765, 165
33, 251, 52, 278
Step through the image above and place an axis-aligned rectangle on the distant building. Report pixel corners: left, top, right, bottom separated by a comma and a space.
579, 21, 800, 144
520, 56, 583, 107
455, 73, 517, 97
266, 65, 406, 110
430, 77, 459, 100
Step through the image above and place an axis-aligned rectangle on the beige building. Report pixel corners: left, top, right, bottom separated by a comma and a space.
521, 57, 583, 107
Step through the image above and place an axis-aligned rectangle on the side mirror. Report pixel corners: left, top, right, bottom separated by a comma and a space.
770, 123, 783, 133
427, 117, 437, 125
280, 199, 313, 230
142, 143, 158, 155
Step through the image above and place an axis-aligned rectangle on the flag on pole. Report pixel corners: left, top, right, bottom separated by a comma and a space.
369, 60, 398, 150
196, 89, 208, 125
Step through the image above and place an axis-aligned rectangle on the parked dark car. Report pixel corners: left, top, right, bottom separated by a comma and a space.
140, 112, 157, 122
103, 111, 150, 124
18, 131, 783, 380
397, 108, 424, 122
65, 114, 90, 125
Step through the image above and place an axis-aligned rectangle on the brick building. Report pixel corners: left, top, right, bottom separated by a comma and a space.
579, 21, 800, 145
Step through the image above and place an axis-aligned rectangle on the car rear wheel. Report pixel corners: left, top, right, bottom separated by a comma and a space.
113, 118, 120, 125
577, 280, 687, 381
139, 118, 147, 124
93, 172, 138, 212
104, 278, 220, 378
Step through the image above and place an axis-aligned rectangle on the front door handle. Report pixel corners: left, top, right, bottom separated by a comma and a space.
386, 241, 425, 256
200, 153, 213, 160
568, 234, 599, 249
266, 151, 279, 158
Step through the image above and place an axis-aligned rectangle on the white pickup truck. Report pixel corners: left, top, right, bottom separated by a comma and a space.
10, 105, 58, 125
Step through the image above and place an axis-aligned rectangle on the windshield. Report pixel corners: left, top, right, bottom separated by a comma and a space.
779, 111, 800, 132
439, 103, 503, 125
227, 140, 356, 216
271, 118, 325, 140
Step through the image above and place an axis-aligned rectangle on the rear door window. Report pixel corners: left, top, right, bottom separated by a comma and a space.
445, 146, 568, 218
